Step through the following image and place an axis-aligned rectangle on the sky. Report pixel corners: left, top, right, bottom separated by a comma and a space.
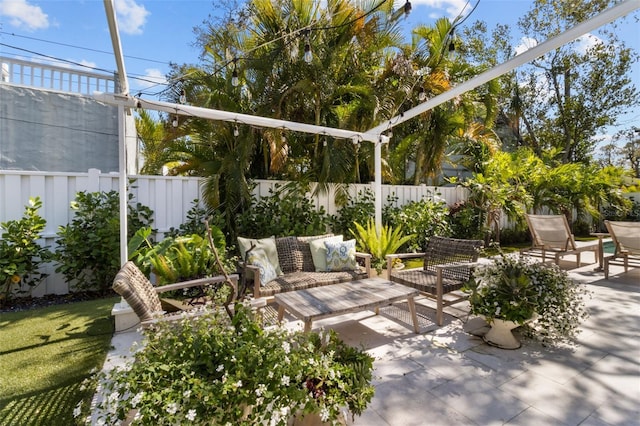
1, 0, 639, 143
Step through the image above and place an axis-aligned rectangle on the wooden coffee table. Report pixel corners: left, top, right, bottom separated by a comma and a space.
274, 278, 420, 333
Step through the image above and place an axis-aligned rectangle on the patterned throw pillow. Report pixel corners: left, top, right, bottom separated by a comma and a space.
325, 239, 357, 271
247, 249, 278, 285
310, 235, 343, 272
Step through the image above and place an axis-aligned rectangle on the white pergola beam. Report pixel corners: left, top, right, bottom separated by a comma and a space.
94, 94, 386, 144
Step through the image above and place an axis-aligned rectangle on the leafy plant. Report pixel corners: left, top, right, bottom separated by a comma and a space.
94, 303, 375, 425
351, 218, 414, 274
147, 233, 234, 285
0, 197, 52, 306
384, 196, 451, 251
464, 254, 590, 345
54, 191, 154, 292
165, 199, 226, 238
236, 182, 329, 238
330, 189, 375, 237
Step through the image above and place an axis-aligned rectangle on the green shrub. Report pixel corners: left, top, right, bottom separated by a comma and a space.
236, 182, 329, 238
384, 197, 451, 251
0, 197, 52, 306
330, 189, 375, 237
54, 191, 154, 292
165, 199, 226, 238
448, 201, 486, 240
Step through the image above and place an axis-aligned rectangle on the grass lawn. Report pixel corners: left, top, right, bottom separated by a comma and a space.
0, 296, 119, 426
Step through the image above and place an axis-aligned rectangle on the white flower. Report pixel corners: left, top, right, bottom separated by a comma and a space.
234, 380, 243, 388
216, 364, 224, 372
282, 341, 291, 354
281, 375, 290, 386
131, 392, 144, 407
186, 409, 197, 421
73, 402, 82, 418
183, 389, 192, 399
320, 406, 330, 422
166, 402, 179, 415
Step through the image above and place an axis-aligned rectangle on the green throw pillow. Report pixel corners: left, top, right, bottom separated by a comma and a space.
309, 235, 343, 272
325, 239, 357, 271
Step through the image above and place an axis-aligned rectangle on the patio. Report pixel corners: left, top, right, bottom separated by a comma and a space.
102, 254, 640, 425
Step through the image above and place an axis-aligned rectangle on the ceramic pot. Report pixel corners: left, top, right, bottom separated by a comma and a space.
483, 318, 521, 349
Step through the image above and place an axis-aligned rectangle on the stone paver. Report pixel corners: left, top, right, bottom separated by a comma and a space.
101, 257, 640, 426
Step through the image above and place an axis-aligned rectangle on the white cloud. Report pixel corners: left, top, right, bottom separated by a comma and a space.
0, 0, 48, 30
514, 36, 538, 56
131, 68, 166, 90
575, 33, 603, 55
114, 0, 149, 35
409, 0, 469, 20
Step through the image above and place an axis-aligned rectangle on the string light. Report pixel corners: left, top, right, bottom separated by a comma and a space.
303, 30, 313, 63
403, 0, 412, 16
281, 130, 287, 143
304, 41, 313, 63
172, 116, 178, 128
179, 89, 187, 104
231, 59, 240, 87
418, 86, 426, 101
233, 124, 240, 137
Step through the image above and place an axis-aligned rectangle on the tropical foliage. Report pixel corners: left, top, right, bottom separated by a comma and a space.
351, 218, 414, 274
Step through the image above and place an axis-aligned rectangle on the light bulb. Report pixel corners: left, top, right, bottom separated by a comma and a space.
172, 117, 178, 128
304, 43, 313, 63
418, 87, 426, 101
281, 132, 286, 143
179, 89, 187, 104
404, 0, 412, 17
233, 125, 240, 137
231, 69, 239, 87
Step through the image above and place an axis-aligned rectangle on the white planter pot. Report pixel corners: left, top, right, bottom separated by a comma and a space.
483, 318, 521, 349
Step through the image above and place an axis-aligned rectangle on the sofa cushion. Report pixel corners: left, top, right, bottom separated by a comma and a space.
310, 235, 343, 272
247, 248, 279, 285
259, 270, 366, 297
297, 234, 334, 272
325, 239, 357, 271
238, 236, 283, 277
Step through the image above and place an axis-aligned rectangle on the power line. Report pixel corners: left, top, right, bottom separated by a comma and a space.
0, 31, 169, 65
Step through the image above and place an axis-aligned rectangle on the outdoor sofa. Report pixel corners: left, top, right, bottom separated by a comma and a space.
238, 234, 371, 299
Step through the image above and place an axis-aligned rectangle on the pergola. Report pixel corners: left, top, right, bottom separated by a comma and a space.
98, 0, 640, 265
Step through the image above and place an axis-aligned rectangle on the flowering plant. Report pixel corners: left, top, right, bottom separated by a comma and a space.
464, 254, 590, 345
93, 304, 374, 425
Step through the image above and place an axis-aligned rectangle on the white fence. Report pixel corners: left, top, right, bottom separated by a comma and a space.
0, 170, 464, 295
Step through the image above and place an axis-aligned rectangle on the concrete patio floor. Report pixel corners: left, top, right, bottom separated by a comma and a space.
103, 257, 640, 425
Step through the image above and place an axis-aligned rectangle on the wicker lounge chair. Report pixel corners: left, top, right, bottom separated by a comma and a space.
112, 261, 239, 327
521, 214, 598, 267
604, 220, 640, 279
386, 236, 484, 326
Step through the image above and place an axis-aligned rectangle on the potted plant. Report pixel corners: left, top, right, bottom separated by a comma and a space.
464, 254, 590, 348
94, 304, 375, 425
351, 219, 414, 276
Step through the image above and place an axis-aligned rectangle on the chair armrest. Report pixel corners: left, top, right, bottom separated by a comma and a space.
155, 274, 239, 301
355, 252, 371, 277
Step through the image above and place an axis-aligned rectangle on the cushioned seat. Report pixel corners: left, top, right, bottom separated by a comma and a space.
387, 236, 484, 326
